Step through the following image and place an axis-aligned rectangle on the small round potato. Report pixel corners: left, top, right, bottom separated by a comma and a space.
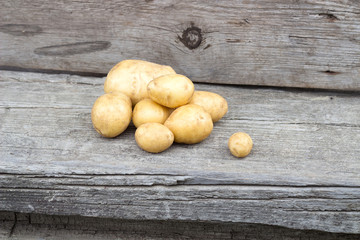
189, 91, 228, 122
164, 104, 213, 144
132, 99, 172, 128
91, 92, 132, 138
135, 123, 174, 153
147, 74, 194, 108
228, 132, 253, 158
104, 59, 176, 106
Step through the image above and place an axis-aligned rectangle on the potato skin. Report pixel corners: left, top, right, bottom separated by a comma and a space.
147, 74, 194, 108
132, 99, 172, 128
189, 91, 228, 122
135, 123, 174, 153
164, 104, 213, 144
91, 92, 132, 138
104, 59, 176, 106
228, 132, 253, 158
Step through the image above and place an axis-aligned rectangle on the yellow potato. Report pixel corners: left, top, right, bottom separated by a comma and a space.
147, 74, 194, 108
104, 59, 176, 106
164, 104, 213, 144
189, 91, 228, 122
135, 123, 174, 153
132, 99, 172, 128
91, 92, 132, 138
228, 132, 253, 158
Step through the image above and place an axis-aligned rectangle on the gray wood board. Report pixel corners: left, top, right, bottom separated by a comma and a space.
0, 70, 360, 233
1, 212, 359, 240
0, 0, 360, 90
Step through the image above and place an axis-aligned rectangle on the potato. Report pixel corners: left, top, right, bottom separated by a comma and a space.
91, 92, 132, 138
164, 104, 213, 144
132, 99, 172, 128
228, 132, 253, 158
189, 91, 228, 122
104, 59, 176, 106
135, 123, 174, 153
147, 74, 194, 108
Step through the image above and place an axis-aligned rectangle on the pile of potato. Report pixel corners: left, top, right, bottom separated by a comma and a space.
91, 60, 253, 157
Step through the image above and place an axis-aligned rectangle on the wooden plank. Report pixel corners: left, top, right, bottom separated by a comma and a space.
0, 70, 360, 233
0, 0, 360, 90
1, 212, 360, 240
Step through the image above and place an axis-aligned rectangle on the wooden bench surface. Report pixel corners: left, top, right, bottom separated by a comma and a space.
1, 0, 360, 90
1, 70, 359, 234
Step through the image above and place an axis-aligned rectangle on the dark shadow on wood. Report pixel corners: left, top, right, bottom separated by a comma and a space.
1, 212, 359, 240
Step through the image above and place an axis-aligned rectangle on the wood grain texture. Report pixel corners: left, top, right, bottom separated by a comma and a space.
0, 0, 360, 90
1, 212, 359, 240
0, 71, 360, 233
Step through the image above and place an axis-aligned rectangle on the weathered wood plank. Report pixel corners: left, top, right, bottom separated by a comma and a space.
1, 212, 359, 240
0, 1, 360, 90
0, 71, 359, 233
1, 182, 360, 233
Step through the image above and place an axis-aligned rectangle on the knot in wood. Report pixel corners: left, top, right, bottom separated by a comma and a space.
179, 26, 202, 50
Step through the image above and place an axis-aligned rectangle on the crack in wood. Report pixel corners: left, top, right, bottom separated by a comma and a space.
321, 70, 341, 75
224, 118, 359, 128
1, 183, 360, 189
0, 106, 89, 110
0, 66, 107, 78
318, 13, 339, 21
285, 209, 359, 213
8, 212, 17, 237
288, 35, 334, 40
203, 44, 211, 50
147, 196, 360, 201
0, 74, 103, 86
0, 187, 68, 191
227, 19, 250, 26
52, 183, 186, 188
226, 39, 242, 43
0, 172, 187, 177
0, 24, 42, 36
34, 41, 111, 56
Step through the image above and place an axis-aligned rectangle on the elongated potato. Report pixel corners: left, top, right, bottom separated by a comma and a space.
228, 132, 253, 158
91, 92, 132, 138
104, 59, 176, 106
132, 99, 172, 128
147, 74, 194, 108
135, 123, 174, 153
189, 91, 228, 122
164, 104, 213, 144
